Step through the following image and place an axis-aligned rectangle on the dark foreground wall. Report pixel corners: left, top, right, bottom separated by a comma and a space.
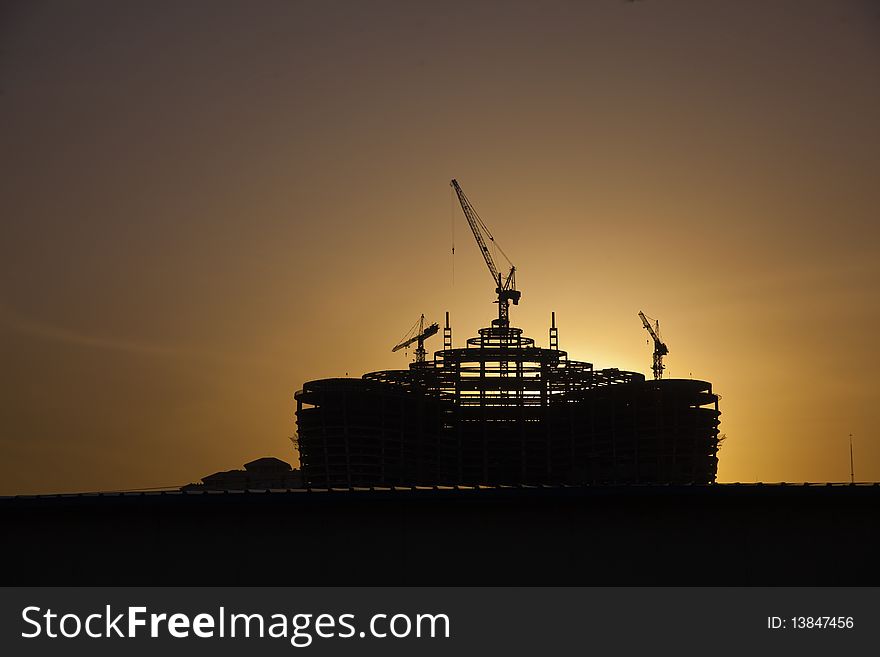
2, 484, 878, 586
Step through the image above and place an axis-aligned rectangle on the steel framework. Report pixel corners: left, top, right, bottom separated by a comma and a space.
296, 317, 720, 487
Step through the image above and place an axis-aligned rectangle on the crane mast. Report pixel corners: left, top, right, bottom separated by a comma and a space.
450, 179, 520, 327
638, 311, 669, 380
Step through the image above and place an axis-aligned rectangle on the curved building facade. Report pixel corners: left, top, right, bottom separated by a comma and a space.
295, 319, 720, 487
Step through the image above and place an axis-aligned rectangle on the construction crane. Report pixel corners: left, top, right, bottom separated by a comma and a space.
392, 314, 439, 364
451, 179, 520, 327
638, 311, 669, 380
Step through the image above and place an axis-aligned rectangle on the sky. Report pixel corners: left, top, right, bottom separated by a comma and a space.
1, 0, 879, 494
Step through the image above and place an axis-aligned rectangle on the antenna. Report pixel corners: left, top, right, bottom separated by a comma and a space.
849, 433, 854, 484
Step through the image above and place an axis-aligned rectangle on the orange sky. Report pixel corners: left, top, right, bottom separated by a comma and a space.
2, 0, 879, 494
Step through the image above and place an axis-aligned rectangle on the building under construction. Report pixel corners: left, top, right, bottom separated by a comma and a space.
295, 180, 721, 487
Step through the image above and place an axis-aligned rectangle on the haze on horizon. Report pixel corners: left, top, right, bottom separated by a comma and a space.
2, 0, 879, 494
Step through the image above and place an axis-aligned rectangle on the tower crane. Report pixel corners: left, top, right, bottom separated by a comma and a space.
451, 179, 520, 327
638, 311, 669, 380
392, 314, 439, 364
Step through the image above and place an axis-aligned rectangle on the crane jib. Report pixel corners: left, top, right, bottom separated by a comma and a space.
451, 178, 521, 326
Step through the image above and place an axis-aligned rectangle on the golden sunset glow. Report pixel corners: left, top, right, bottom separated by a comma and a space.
1, 0, 878, 494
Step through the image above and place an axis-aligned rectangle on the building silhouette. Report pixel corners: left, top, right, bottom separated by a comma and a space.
296, 317, 720, 487
182, 457, 303, 491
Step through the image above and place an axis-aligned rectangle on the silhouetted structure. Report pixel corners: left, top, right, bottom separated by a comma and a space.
295, 179, 720, 487
3, 484, 878, 585
296, 316, 720, 487
182, 457, 303, 490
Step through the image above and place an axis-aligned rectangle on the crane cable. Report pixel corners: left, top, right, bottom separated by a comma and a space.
644, 313, 663, 342
394, 315, 422, 350
468, 196, 514, 269
450, 184, 455, 288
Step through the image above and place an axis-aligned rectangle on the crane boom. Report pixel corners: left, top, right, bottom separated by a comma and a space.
392, 324, 439, 352
392, 314, 439, 364
639, 311, 661, 344
638, 311, 669, 380
450, 179, 520, 326
451, 179, 500, 284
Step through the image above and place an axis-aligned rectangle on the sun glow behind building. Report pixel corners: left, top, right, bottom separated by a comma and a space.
1, 0, 879, 494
